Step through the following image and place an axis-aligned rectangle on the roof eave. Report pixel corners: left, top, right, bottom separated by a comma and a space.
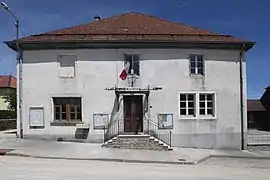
4, 41, 17, 51
4, 39, 255, 51
0, 86, 16, 89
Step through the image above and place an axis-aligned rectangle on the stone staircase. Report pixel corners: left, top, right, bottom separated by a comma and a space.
102, 134, 172, 151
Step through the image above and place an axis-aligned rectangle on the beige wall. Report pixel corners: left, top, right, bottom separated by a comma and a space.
20, 48, 246, 149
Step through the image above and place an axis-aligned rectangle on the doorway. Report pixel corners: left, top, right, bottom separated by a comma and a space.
123, 95, 143, 133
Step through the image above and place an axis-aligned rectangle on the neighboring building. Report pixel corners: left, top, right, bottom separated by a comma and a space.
248, 86, 270, 130
247, 99, 267, 129
0, 75, 16, 110
261, 86, 270, 112
5, 13, 255, 149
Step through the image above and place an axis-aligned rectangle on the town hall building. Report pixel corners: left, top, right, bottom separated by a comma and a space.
5, 12, 255, 150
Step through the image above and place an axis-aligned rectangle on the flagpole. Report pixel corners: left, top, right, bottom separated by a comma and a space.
116, 61, 118, 88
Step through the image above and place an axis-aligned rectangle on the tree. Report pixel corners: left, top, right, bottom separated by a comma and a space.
3, 90, 17, 112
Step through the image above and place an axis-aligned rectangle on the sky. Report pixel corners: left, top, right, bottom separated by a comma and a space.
0, 0, 269, 98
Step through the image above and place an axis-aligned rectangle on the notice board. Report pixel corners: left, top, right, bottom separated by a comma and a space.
29, 107, 45, 129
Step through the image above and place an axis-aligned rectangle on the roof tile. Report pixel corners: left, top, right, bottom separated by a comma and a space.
247, 99, 266, 111
18, 12, 252, 44
0, 76, 17, 89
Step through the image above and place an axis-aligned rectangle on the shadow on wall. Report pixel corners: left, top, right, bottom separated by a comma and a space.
73, 96, 122, 140
22, 49, 239, 64
109, 95, 122, 123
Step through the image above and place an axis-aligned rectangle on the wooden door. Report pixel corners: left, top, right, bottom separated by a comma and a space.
124, 96, 143, 133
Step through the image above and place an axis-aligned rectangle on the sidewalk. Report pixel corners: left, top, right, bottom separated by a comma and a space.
1, 132, 270, 165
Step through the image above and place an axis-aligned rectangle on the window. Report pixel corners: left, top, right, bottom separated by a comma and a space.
180, 94, 195, 116
199, 94, 214, 116
53, 97, 82, 121
190, 54, 204, 75
179, 92, 216, 118
58, 55, 76, 78
124, 54, 140, 76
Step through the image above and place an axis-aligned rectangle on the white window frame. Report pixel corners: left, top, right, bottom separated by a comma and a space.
189, 54, 205, 76
179, 91, 217, 120
198, 93, 215, 118
123, 54, 140, 76
179, 93, 196, 117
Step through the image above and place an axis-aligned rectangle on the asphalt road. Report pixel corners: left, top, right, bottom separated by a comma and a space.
0, 156, 270, 180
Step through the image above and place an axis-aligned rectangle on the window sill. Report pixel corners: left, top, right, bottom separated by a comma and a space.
127, 74, 140, 78
189, 74, 205, 78
178, 116, 217, 121
50, 120, 83, 126
179, 115, 196, 120
60, 76, 75, 79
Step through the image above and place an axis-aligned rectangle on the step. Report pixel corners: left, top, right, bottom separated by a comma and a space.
103, 134, 171, 151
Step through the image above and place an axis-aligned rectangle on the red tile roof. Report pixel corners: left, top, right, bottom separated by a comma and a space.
17, 12, 253, 45
247, 99, 266, 111
0, 76, 17, 89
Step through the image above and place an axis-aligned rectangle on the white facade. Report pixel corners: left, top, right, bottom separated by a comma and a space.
18, 48, 247, 149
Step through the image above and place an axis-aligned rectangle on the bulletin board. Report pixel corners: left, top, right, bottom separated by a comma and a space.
93, 113, 109, 129
158, 113, 173, 129
29, 107, 45, 129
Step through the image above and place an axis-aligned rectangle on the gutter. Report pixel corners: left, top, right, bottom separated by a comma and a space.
4, 40, 255, 52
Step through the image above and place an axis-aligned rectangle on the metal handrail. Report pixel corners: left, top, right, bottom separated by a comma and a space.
104, 118, 172, 147
143, 119, 172, 147
104, 119, 123, 142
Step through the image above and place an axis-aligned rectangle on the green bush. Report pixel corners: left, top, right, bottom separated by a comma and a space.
0, 110, 16, 119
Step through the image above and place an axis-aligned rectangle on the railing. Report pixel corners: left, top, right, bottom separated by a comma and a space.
104, 119, 124, 142
104, 118, 172, 147
143, 119, 172, 147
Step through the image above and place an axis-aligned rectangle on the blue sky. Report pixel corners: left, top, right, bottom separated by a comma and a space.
0, 0, 269, 98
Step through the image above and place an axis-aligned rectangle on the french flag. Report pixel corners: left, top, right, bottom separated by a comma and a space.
119, 61, 130, 80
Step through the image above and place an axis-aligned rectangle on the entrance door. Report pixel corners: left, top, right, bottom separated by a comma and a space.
123, 95, 143, 133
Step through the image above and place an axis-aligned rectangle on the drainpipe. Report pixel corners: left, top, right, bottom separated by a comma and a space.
239, 44, 246, 150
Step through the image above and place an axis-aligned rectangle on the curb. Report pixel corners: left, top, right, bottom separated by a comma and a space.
209, 154, 270, 160
187, 155, 270, 164
5, 152, 270, 165
5, 152, 196, 165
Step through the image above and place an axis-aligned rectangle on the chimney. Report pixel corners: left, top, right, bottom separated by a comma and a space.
94, 15, 101, 21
